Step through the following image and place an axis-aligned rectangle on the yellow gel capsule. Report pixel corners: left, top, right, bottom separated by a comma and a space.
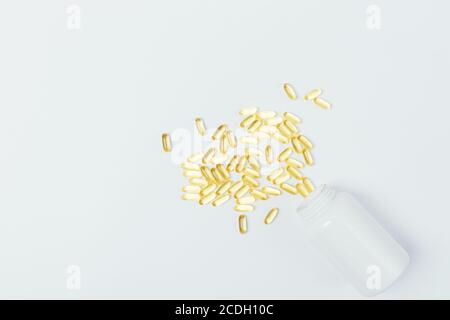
280, 183, 297, 195
244, 147, 262, 157
242, 175, 259, 188
287, 166, 303, 180
228, 180, 244, 195
201, 184, 217, 196
313, 97, 331, 109
216, 164, 230, 180
235, 205, 254, 213
304, 88, 322, 101
265, 145, 274, 164
181, 162, 200, 171
303, 149, 314, 166
211, 152, 228, 165
200, 166, 215, 182
212, 194, 230, 207
227, 155, 239, 172
240, 136, 258, 145
243, 167, 260, 179
273, 132, 289, 144
236, 156, 247, 173
237, 196, 256, 205
257, 110, 277, 119
240, 114, 257, 128
210, 167, 223, 183
216, 181, 232, 195
283, 112, 301, 124
262, 186, 282, 196
248, 156, 261, 170
202, 148, 216, 164
253, 131, 271, 140
265, 116, 283, 126
247, 119, 263, 133
264, 208, 279, 225
183, 170, 202, 178
220, 134, 228, 154
238, 214, 248, 234
195, 117, 207, 136
278, 147, 293, 162
239, 107, 258, 116
182, 185, 202, 193
286, 158, 304, 168
283, 83, 297, 100
303, 177, 315, 193
182, 193, 201, 201
291, 136, 303, 153
235, 184, 250, 199
296, 183, 309, 198
277, 123, 292, 138
212, 124, 227, 140
199, 191, 216, 205
259, 125, 278, 135
299, 135, 313, 149
226, 130, 237, 148
189, 178, 208, 187
251, 189, 268, 200
267, 167, 283, 182
161, 133, 172, 152
188, 152, 204, 163
284, 120, 298, 134
274, 173, 290, 185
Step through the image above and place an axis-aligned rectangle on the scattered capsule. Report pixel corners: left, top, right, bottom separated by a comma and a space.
237, 196, 256, 205
202, 148, 216, 164
265, 145, 274, 164
238, 214, 248, 234
259, 125, 278, 135
189, 178, 208, 187
257, 110, 277, 119
236, 156, 247, 173
228, 180, 244, 195
265, 116, 283, 126
188, 152, 204, 163
242, 175, 259, 188
241, 136, 259, 145
303, 177, 315, 193
296, 183, 309, 198
280, 183, 297, 195
161, 133, 172, 152
291, 136, 304, 153
251, 189, 269, 200
247, 119, 263, 133
210, 167, 223, 183
239, 107, 258, 116
212, 194, 230, 207
212, 124, 227, 140
313, 97, 331, 109
253, 131, 271, 140
284, 120, 298, 134
181, 162, 200, 171
235, 184, 250, 199
267, 167, 284, 182
287, 166, 303, 180
245, 147, 262, 157
220, 134, 228, 154
183, 170, 203, 178
226, 130, 237, 148
283, 112, 301, 124
182, 193, 201, 201
273, 132, 289, 144
243, 167, 260, 179
298, 135, 313, 149
248, 156, 261, 170
240, 114, 257, 128
216, 181, 232, 195
304, 88, 322, 101
199, 191, 216, 205
277, 122, 292, 138
286, 158, 304, 168
200, 166, 215, 182
227, 155, 239, 172
262, 186, 282, 196
264, 208, 279, 225
283, 83, 297, 100
182, 185, 202, 193
216, 164, 230, 180
278, 147, 293, 162
302, 149, 314, 166
195, 117, 207, 136
200, 184, 217, 196
235, 205, 254, 213
274, 172, 290, 185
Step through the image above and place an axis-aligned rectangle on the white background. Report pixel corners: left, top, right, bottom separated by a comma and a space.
0, 1, 449, 299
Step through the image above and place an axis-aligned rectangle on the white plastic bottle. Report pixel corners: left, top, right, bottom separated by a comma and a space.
297, 185, 409, 296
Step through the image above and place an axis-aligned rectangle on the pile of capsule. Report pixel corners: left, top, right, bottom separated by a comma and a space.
161, 85, 331, 234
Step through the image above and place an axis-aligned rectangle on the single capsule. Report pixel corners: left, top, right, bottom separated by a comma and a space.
199, 192, 216, 205
241, 135, 259, 145
228, 180, 244, 195
286, 166, 303, 180
296, 183, 309, 198
216, 181, 232, 195
265, 116, 283, 126
259, 125, 278, 135
304, 88, 322, 101
238, 214, 248, 234
251, 189, 269, 200
195, 117, 207, 136
248, 156, 261, 170
280, 183, 297, 195
189, 178, 208, 187
291, 136, 304, 153
226, 130, 237, 148
212, 194, 230, 207
183, 170, 202, 178
313, 97, 331, 109
240, 114, 257, 128
253, 131, 271, 140
284, 120, 298, 134
237, 196, 256, 205
264, 208, 279, 225
181, 162, 200, 171
277, 122, 292, 138
182, 193, 201, 201
273, 132, 289, 144
220, 134, 228, 154
267, 167, 284, 182
216, 164, 230, 180
188, 152, 204, 163
286, 158, 304, 168
202, 148, 216, 164
265, 145, 274, 164
200, 184, 217, 196
302, 149, 314, 166
242, 175, 259, 188
227, 155, 239, 172
283, 83, 297, 100
247, 119, 263, 133
274, 172, 290, 185
243, 167, 260, 179
200, 166, 215, 182
239, 107, 258, 116
262, 186, 282, 196
212, 124, 227, 140
210, 167, 223, 183
161, 133, 172, 152
182, 185, 202, 193
278, 147, 293, 162
235, 205, 254, 213
257, 110, 277, 119
235, 184, 250, 199
283, 112, 301, 124
303, 177, 315, 193
298, 135, 313, 149
244, 147, 262, 157
236, 156, 247, 173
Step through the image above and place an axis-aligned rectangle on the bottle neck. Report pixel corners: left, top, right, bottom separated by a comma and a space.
297, 185, 336, 222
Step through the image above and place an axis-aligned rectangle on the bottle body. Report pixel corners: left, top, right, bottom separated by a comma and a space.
297, 185, 409, 296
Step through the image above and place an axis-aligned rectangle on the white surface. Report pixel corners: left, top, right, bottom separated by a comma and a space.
0, 1, 449, 299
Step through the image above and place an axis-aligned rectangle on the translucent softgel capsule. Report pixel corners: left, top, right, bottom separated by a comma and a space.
182, 193, 201, 201
251, 189, 268, 200
195, 118, 207, 136
265, 145, 274, 164
287, 166, 303, 180
182, 185, 202, 193
212, 194, 230, 207
237, 196, 256, 205
296, 183, 309, 198
202, 148, 216, 164
280, 183, 297, 195
239, 107, 258, 116
303, 177, 315, 192
302, 149, 314, 166
299, 135, 313, 149
262, 186, 282, 196
212, 124, 227, 140
283, 83, 297, 100
235, 205, 254, 213
238, 214, 248, 234
278, 147, 293, 162
304, 88, 322, 101
283, 112, 301, 124
162, 133, 172, 152
313, 97, 331, 109
226, 130, 237, 148
264, 208, 279, 225
199, 191, 216, 205
216, 181, 232, 195
286, 158, 304, 168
